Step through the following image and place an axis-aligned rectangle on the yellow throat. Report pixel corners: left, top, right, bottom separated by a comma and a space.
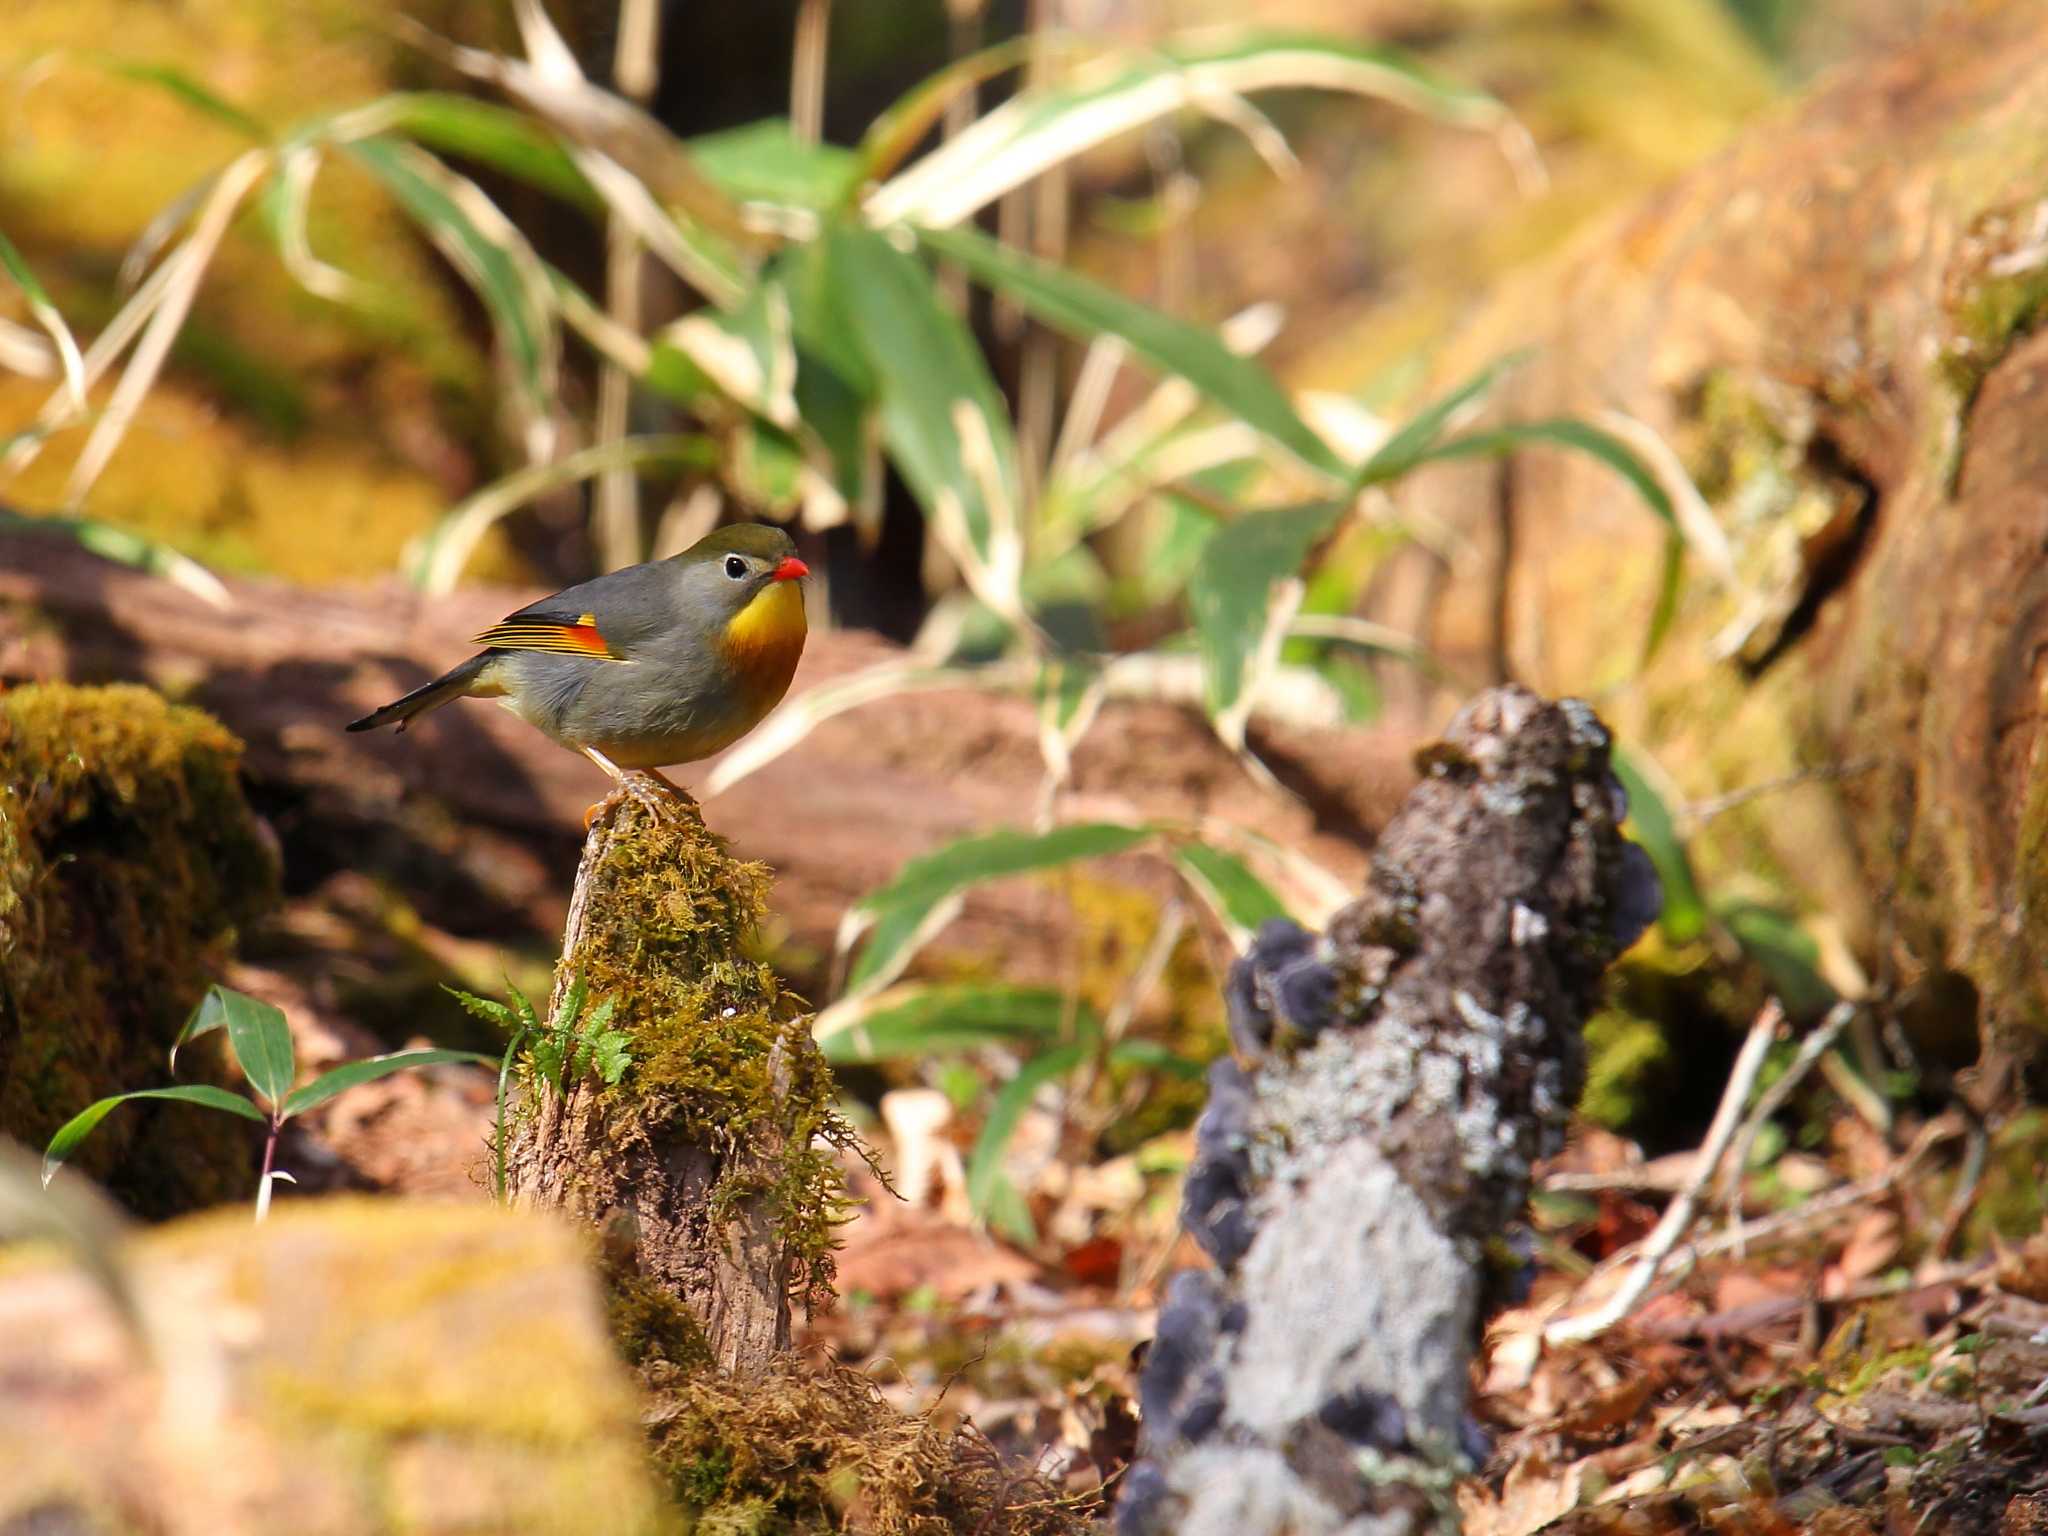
719, 576, 808, 701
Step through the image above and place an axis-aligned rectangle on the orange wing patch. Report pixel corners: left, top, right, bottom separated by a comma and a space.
471, 611, 621, 659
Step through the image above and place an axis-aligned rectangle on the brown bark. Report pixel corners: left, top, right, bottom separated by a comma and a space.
0, 522, 1401, 978
1372, 0, 2048, 1066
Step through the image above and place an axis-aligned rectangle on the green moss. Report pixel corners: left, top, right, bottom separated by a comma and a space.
643, 1360, 1087, 1536
607, 1266, 714, 1372
0, 684, 276, 1216
1579, 1005, 1674, 1131
562, 794, 863, 1307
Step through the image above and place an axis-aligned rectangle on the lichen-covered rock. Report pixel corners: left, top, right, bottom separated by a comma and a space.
1123, 687, 1653, 1536
0, 683, 276, 1216
0, 1196, 666, 1535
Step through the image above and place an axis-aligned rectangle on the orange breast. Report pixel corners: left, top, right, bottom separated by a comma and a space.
718, 579, 807, 721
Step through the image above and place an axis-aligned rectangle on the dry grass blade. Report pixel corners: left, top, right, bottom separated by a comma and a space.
1545, 1000, 1782, 1345
63, 148, 270, 508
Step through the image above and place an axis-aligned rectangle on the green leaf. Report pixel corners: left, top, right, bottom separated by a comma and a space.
1106, 1038, 1206, 1080
848, 823, 1151, 993
0, 508, 229, 609
344, 136, 556, 456
95, 57, 269, 141
1718, 900, 1836, 1017
443, 985, 515, 1030
817, 984, 1089, 1064
1173, 841, 1289, 945
554, 971, 589, 1034
822, 225, 1022, 588
43, 1086, 265, 1186
918, 224, 1346, 483
589, 1029, 633, 1087
1186, 502, 1346, 720
689, 118, 863, 211
370, 92, 595, 208
856, 35, 1037, 183
967, 1044, 1086, 1241
871, 32, 1509, 230
407, 433, 717, 593
1352, 357, 1518, 489
281, 1048, 497, 1119
506, 981, 542, 1035
1611, 746, 1706, 945
663, 275, 797, 427
201, 985, 294, 1113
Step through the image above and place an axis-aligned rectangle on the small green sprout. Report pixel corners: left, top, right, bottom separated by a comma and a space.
41, 984, 493, 1220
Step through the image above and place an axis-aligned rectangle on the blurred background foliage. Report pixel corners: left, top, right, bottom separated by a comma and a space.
0, 0, 1949, 1206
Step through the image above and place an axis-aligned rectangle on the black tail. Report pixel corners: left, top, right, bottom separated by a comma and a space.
347, 653, 490, 735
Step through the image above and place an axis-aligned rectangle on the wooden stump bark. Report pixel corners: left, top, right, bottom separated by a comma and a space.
503, 785, 853, 1373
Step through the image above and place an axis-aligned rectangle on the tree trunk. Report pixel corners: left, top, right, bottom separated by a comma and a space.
503, 785, 852, 1373
1120, 687, 1655, 1536
1374, 0, 2048, 1074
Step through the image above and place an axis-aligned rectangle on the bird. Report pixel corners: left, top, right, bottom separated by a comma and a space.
347, 523, 809, 813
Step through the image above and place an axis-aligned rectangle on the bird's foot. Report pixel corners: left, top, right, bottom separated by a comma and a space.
618, 769, 683, 821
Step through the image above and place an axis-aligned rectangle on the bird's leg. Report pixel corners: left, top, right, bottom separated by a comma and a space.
581, 745, 678, 824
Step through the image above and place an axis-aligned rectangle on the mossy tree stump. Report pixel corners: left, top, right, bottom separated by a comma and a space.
504, 786, 853, 1374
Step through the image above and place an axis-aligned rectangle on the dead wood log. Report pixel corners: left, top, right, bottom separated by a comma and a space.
0, 523, 1403, 982
1372, 0, 2048, 1074
1119, 687, 1657, 1536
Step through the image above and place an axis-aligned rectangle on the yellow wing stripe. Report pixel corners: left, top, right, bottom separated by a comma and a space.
470, 612, 620, 658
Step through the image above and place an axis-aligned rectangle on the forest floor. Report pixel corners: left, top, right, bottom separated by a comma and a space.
263, 965, 2048, 1536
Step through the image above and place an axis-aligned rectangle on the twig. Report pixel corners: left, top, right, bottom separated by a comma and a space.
1681, 760, 1877, 826
1722, 1000, 1855, 1251
790, 0, 832, 145
1545, 1001, 1782, 1344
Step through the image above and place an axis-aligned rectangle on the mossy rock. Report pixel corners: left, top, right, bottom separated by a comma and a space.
0, 682, 276, 1216
0, 1197, 669, 1535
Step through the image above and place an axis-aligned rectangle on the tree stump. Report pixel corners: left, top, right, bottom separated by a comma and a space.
503, 785, 854, 1373
1120, 686, 1659, 1535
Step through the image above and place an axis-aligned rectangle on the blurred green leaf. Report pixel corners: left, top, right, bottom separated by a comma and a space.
856, 36, 1038, 183
822, 225, 1021, 586
281, 1048, 496, 1119
1186, 502, 1345, 721
344, 136, 555, 453
871, 32, 1510, 230
664, 275, 798, 427
1718, 900, 1836, 1017
0, 508, 230, 610
42, 1086, 264, 1187
1106, 1038, 1206, 1080
95, 57, 269, 141
369, 92, 596, 208
1352, 357, 1517, 488
918, 224, 1346, 482
968, 1043, 1087, 1241
1173, 841, 1289, 946
1611, 746, 1707, 945
690, 119, 862, 210
817, 984, 1086, 1063
848, 823, 1151, 994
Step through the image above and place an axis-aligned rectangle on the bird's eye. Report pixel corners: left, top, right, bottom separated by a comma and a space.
723, 555, 747, 580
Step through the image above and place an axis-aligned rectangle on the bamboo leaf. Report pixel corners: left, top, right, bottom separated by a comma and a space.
856, 35, 1040, 183
200, 985, 294, 1113
815, 983, 1084, 1063
42, 1087, 265, 1187
1351, 355, 1520, 488
821, 225, 1023, 611
344, 136, 559, 463
967, 1044, 1086, 1240
1172, 840, 1289, 948
689, 118, 862, 210
369, 92, 596, 207
93, 57, 270, 141
1186, 502, 1346, 722
280, 1049, 496, 1119
0, 229, 85, 409
917, 224, 1346, 483
1610, 746, 1706, 945
870, 32, 1513, 229
408, 433, 717, 594
846, 823, 1151, 995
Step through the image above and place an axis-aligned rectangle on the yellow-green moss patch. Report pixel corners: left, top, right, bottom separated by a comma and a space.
0, 683, 276, 1216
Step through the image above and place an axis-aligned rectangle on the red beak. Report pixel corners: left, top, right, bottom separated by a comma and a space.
772, 555, 809, 582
